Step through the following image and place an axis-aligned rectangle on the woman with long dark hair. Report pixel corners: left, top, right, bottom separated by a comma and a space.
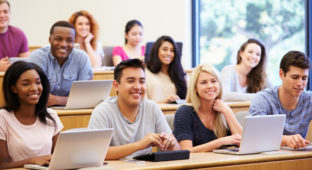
146, 35, 187, 103
0, 61, 63, 168
221, 39, 272, 101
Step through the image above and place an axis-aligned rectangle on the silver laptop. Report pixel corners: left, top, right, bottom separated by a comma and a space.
9, 57, 29, 64
24, 128, 113, 170
53, 80, 113, 109
213, 114, 286, 155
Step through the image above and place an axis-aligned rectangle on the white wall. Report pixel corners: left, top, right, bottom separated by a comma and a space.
9, 0, 192, 68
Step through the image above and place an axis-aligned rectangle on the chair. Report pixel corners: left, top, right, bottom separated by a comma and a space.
102, 46, 114, 66
165, 114, 175, 131
144, 42, 183, 63
235, 111, 249, 127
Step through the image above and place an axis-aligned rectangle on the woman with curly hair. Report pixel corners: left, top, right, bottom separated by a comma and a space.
69, 10, 104, 68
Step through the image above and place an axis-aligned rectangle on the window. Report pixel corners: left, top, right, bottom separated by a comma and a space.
195, 0, 305, 85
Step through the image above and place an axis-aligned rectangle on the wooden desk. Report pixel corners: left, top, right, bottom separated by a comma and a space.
106, 151, 312, 170
159, 101, 250, 115
54, 109, 93, 131
55, 101, 250, 130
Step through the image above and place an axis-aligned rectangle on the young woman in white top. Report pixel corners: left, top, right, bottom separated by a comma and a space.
69, 10, 104, 68
146, 35, 187, 103
0, 61, 63, 169
221, 39, 271, 101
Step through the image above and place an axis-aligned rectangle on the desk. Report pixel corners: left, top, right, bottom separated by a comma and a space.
106, 151, 312, 170
55, 102, 250, 130
159, 101, 250, 115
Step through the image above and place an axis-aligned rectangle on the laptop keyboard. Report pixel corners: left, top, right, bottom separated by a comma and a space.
227, 148, 239, 152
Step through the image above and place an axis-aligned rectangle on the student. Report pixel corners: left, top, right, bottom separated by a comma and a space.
0, 0, 30, 71
173, 64, 242, 152
0, 61, 63, 169
250, 50, 312, 149
88, 59, 180, 159
146, 35, 187, 103
69, 10, 104, 68
29, 21, 93, 106
220, 39, 271, 101
112, 20, 145, 66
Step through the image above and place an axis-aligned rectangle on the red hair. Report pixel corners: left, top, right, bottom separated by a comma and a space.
69, 10, 99, 50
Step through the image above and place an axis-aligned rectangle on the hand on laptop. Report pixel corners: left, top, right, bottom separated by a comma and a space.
282, 134, 310, 149
218, 134, 241, 146
27, 155, 51, 165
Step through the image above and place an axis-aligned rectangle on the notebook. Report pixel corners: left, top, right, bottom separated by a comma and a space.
213, 114, 286, 155
24, 128, 113, 170
52, 80, 113, 109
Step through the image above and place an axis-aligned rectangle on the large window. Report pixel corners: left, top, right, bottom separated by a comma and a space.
196, 0, 305, 85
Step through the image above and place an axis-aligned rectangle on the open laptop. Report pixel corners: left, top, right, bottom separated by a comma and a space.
52, 80, 113, 109
213, 114, 286, 155
24, 128, 113, 170
9, 57, 29, 64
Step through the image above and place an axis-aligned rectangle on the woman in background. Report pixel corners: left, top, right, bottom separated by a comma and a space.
69, 10, 104, 68
0, 61, 63, 168
173, 64, 242, 152
220, 39, 271, 101
146, 35, 187, 103
112, 20, 145, 66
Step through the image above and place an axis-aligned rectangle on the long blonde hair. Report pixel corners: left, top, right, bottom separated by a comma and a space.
186, 64, 227, 138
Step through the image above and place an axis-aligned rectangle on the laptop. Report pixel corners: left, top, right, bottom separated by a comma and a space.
52, 80, 113, 109
213, 114, 286, 155
24, 128, 113, 170
9, 57, 29, 64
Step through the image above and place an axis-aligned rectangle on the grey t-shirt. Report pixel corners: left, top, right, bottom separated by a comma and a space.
88, 97, 172, 158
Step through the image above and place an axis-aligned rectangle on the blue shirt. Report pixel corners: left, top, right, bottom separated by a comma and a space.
29, 46, 93, 96
250, 86, 312, 137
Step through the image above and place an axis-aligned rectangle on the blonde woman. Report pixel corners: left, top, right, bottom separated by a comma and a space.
173, 64, 242, 152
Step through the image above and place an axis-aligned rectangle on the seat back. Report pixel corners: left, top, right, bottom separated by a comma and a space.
102, 46, 114, 66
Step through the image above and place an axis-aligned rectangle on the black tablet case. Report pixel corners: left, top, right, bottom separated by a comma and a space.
133, 150, 190, 162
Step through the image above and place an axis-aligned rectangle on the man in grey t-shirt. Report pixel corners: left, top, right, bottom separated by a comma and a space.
88, 59, 180, 159
250, 51, 312, 149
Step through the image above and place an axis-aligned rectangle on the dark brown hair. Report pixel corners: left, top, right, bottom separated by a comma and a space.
280, 50, 311, 75
236, 39, 267, 93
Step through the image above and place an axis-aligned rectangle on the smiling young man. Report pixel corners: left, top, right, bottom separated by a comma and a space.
88, 59, 180, 160
29, 21, 92, 106
0, 0, 30, 71
250, 50, 312, 149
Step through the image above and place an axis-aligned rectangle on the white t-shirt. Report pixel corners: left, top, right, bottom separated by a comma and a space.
0, 108, 63, 161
